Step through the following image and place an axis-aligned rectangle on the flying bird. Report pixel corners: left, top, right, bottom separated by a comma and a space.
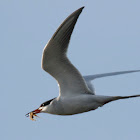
26, 7, 140, 120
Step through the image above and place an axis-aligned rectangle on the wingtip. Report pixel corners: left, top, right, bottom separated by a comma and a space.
81, 6, 85, 10
79, 6, 85, 12
71, 6, 85, 17
74, 6, 85, 14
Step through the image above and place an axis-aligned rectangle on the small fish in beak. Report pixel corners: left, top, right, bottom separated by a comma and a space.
25, 108, 41, 121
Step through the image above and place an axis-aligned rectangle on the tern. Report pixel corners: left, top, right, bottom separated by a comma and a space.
26, 7, 140, 119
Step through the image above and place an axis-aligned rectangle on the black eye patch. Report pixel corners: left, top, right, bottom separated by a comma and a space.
40, 98, 55, 107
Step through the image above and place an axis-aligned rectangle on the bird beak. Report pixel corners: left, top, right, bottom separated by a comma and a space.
33, 108, 41, 114
25, 108, 42, 118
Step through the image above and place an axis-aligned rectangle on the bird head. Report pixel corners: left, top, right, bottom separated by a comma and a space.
25, 98, 55, 120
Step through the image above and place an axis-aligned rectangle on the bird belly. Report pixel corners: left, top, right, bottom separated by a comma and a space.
47, 95, 102, 115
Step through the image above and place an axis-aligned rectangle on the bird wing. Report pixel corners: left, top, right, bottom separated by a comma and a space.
83, 70, 140, 94
83, 77, 96, 94
42, 7, 91, 97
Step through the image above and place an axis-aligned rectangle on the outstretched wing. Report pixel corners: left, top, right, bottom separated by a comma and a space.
42, 7, 91, 97
83, 70, 140, 94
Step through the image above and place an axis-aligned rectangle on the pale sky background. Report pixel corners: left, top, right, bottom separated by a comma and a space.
1, 0, 140, 140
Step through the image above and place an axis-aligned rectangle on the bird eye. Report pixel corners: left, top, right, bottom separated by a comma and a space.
40, 103, 44, 107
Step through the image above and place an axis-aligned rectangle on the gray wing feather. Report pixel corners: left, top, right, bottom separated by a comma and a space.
83, 70, 140, 94
42, 7, 91, 96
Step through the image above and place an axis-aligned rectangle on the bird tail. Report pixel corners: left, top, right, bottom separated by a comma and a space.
103, 94, 140, 105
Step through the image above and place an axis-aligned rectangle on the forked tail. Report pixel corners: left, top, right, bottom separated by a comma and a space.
115, 94, 140, 100
104, 94, 140, 105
